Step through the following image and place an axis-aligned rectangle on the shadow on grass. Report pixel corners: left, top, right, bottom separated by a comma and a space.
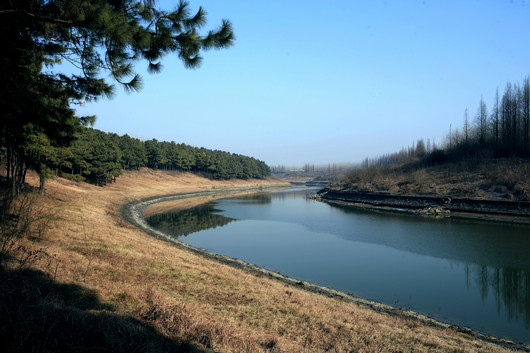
0, 268, 210, 353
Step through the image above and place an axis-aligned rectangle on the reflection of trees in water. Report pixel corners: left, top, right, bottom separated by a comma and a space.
145, 204, 235, 237
231, 193, 272, 204
330, 201, 529, 327
271, 189, 316, 201
229, 189, 315, 204
330, 203, 529, 269
466, 264, 529, 326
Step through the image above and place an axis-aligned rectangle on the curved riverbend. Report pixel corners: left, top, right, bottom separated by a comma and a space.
121, 188, 530, 352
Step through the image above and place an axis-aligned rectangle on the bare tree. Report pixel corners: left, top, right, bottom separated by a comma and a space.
501, 83, 512, 153
511, 84, 520, 153
490, 89, 500, 149
475, 96, 488, 146
463, 108, 470, 152
523, 77, 530, 155
416, 139, 426, 158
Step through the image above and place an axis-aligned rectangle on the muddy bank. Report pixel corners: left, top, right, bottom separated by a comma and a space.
121, 188, 530, 352
317, 188, 530, 223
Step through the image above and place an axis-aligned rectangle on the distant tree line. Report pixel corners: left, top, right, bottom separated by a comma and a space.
140, 136, 271, 180
1, 127, 270, 190
361, 76, 529, 169
360, 138, 436, 169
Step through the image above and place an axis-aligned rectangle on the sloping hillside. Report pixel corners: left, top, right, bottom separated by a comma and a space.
334, 159, 529, 201
0, 169, 526, 352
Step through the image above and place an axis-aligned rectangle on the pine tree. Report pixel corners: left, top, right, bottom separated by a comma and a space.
1, 0, 234, 195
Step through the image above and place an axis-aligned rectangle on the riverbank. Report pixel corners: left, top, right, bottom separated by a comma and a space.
321, 159, 530, 223
125, 191, 530, 351
317, 188, 530, 223
2, 169, 528, 352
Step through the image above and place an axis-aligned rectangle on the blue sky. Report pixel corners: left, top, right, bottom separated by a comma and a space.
75, 0, 530, 166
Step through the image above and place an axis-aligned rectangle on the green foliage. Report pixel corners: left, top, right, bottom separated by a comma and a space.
43, 127, 271, 185
137, 137, 270, 179
60, 173, 86, 182
110, 133, 147, 170
70, 129, 122, 185
1, 0, 234, 195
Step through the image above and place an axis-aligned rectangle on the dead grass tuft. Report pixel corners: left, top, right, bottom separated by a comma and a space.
138, 287, 220, 348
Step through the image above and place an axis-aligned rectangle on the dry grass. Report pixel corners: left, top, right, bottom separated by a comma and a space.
340, 159, 530, 201
1, 168, 524, 352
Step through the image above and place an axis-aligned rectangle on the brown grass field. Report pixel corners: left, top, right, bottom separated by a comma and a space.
1, 168, 526, 353
338, 159, 530, 201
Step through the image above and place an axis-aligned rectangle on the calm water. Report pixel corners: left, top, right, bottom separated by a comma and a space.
145, 188, 530, 343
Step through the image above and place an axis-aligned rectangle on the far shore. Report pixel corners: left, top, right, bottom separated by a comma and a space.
317, 188, 530, 224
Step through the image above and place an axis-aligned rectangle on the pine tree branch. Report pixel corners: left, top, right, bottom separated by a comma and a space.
0, 10, 74, 25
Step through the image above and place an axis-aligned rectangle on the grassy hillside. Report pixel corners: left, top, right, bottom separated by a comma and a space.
0, 169, 525, 352
335, 158, 530, 201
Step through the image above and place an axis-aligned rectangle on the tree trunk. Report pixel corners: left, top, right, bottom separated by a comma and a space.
39, 175, 45, 195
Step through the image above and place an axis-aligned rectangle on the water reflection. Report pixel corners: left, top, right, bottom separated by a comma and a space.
229, 188, 319, 204
144, 204, 236, 237
329, 202, 530, 270
466, 264, 529, 325
144, 189, 530, 342
228, 193, 272, 205
328, 202, 530, 329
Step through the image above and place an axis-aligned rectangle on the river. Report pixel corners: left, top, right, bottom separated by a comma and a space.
144, 188, 530, 344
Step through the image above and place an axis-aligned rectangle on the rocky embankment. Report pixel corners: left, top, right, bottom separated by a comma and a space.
317, 188, 530, 223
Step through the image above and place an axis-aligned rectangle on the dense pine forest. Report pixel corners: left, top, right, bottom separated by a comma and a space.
8, 127, 271, 187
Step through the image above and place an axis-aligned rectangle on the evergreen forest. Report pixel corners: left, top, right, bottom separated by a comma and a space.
1, 0, 235, 196
17, 126, 271, 186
